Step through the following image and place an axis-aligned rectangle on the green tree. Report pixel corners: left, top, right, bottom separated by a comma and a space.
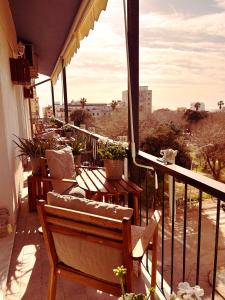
194, 114, 225, 181
141, 122, 191, 169
217, 100, 224, 111
80, 97, 87, 109
111, 100, 118, 111
183, 109, 208, 124
70, 109, 93, 127
194, 102, 201, 111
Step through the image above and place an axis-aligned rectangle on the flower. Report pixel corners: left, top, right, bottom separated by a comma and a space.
171, 282, 204, 300
97, 139, 128, 160
113, 265, 155, 300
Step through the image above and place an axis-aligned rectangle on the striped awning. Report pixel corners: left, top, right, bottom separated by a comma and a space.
51, 0, 108, 84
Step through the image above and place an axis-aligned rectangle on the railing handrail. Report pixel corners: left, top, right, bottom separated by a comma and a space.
138, 150, 225, 201
69, 124, 103, 141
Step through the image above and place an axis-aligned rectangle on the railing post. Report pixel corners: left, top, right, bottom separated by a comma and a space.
127, 0, 139, 183
51, 80, 55, 116
62, 60, 69, 123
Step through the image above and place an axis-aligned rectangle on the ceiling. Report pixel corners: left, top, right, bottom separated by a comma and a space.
9, 0, 82, 76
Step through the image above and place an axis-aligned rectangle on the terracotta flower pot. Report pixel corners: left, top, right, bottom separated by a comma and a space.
104, 159, 124, 180
74, 154, 81, 167
30, 157, 41, 175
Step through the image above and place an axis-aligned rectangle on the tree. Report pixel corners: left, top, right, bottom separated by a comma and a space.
194, 113, 225, 181
70, 109, 93, 127
217, 100, 224, 111
111, 100, 118, 111
94, 107, 128, 138
194, 102, 201, 111
183, 109, 208, 128
80, 97, 87, 109
141, 123, 192, 169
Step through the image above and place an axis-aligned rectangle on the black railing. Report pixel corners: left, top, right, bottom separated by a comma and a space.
137, 151, 225, 299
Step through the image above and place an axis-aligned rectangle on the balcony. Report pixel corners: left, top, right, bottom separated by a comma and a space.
1, 0, 225, 299
3, 124, 225, 299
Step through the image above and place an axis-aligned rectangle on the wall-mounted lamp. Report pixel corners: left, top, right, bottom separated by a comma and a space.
17, 41, 25, 57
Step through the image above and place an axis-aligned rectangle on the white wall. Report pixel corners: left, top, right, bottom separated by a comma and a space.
0, 0, 30, 224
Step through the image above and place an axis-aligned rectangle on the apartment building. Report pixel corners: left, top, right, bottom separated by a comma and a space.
122, 86, 152, 119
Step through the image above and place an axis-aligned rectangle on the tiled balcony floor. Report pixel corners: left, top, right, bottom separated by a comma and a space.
5, 174, 117, 300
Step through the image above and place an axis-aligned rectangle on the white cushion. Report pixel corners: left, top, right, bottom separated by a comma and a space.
47, 192, 133, 220
45, 147, 76, 193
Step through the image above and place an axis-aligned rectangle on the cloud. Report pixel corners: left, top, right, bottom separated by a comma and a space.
37, 0, 225, 111
214, 0, 225, 9
140, 0, 223, 16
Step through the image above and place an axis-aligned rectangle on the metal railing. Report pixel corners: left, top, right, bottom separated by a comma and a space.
137, 151, 225, 299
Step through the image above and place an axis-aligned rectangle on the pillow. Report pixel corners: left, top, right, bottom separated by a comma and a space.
47, 191, 133, 220
40, 131, 57, 140
45, 147, 75, 193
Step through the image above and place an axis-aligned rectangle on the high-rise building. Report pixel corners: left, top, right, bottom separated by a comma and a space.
122, 86, 152, 119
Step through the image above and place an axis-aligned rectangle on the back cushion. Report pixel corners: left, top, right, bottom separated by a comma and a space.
47, 191, 133, 283
45, 147, 75, 193
53, 233, 123, 283
47, 191, 133, 220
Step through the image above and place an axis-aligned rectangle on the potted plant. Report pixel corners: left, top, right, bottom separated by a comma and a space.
67, 134, 86, 166
14, 136, 57, 174
62, 123, 73, 138
97, 138, 128, 180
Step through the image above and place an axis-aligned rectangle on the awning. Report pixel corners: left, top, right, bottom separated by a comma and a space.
9, 0, 108, 83
51, 0, 107, 83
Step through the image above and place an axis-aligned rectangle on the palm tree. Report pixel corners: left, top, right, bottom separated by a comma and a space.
194, 102, 201, 111
80, 97, 87, 109
217, 100, 224, 111
111, 100, 118, 111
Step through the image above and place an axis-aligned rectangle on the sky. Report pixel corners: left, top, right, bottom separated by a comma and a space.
36, 0, 225, 112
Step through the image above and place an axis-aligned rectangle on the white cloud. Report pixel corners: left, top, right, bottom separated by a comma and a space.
214, 0, 225, 8
37, 0, 225, 111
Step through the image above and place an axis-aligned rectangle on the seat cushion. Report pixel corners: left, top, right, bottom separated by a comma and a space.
47, 191, 133, 220
45, 147, 76, 193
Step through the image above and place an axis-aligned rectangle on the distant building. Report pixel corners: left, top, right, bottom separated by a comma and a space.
44, 101, 113, 121
68, 101, 112, 118
122, 86, 152, 119
177, 107, 187, 112
190, 102, 205, 111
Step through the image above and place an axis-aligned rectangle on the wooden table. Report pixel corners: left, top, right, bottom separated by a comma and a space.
76, 168, 142, 225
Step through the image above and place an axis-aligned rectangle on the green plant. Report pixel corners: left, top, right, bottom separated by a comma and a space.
66, 134, 86, 155
97, 138, 128, 160
62, 123, 73, 132
50, 115, 56, 123
14, 136, 58, 157
113, 266, 154, 300
14, 136, 43, 157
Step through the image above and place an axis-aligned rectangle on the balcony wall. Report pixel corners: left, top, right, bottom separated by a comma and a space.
0, 0, 30, 224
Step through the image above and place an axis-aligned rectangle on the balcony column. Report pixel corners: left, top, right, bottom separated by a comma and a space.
62, 60, 69, 123
51, 80, 55, 116
127, 0, 139, 183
